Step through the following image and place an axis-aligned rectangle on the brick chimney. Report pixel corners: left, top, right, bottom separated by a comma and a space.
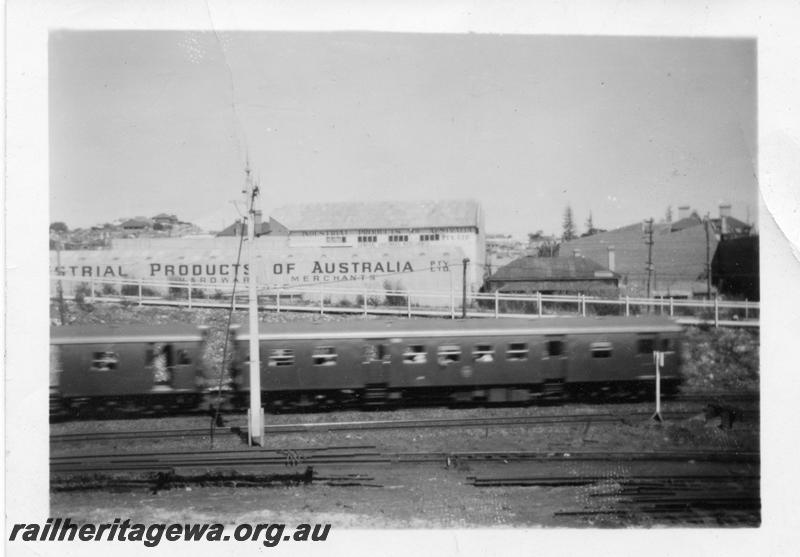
719, 204, 731, 235
677, 205, 691, 220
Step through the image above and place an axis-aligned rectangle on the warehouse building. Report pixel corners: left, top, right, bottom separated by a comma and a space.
51, 199, 486, 306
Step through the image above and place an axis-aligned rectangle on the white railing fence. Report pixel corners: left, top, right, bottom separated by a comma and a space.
50, 275, 759, 328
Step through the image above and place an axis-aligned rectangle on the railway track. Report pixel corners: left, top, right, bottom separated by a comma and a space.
51, 446, 759, 475
50, 407, 761, 444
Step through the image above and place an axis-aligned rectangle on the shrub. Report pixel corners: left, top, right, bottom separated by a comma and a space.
680, 326, 759, 392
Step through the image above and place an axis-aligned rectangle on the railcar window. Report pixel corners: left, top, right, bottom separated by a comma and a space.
507, 342, 528, 361
403, 345, 427, 364
546, 340, 565, 357
473, 344, 494, 362
268, 348, 295, 367
590, 342, 613, 359
437, 345, 461, 365
177, 349, 192, 365
91, 351, 118, 371
363, 344, 391, 364
637, 338, 655, 354
312, 346, 337, 366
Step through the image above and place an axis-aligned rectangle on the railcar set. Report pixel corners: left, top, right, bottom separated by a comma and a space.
49, 316, 683, 415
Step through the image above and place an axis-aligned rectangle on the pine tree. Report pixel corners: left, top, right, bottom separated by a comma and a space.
584, 212, 595, 236
562, 205, 576, 242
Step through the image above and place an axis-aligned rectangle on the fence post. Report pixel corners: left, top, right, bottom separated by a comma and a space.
625, 295, 630, 316
581, 294, 586, 317
320, 286, 324, 314
669, 297, 674, 317
363, 287, 368, 316
90, 277, 95, 300
450, 286, 455, 319
276, 291, 281, 313
537, 292, 542, 317
138, 278, 143, 307
494, 290, 499, 318
745, 299, 749, 320
714, 295, 719, 328
407, 293, 411, 318
188, 282, 192, 309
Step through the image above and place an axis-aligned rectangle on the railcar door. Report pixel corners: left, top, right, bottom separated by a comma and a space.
541, 335, 568, 383
362, 340, 392, 385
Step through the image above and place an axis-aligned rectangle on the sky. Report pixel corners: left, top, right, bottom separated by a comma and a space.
50, 31, 757, 236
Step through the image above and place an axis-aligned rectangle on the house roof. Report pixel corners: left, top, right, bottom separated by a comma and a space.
488, 256, 616, 282
216, 220, 271, 237
121, 219, 150, 228
270, 199, 482, 231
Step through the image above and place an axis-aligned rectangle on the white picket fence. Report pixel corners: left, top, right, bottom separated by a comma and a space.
50, 275, 759, 328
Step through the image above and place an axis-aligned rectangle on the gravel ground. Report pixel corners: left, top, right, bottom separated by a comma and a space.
50, 402, 759, 528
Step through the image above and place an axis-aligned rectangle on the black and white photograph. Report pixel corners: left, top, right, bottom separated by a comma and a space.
5, 1, 800, 555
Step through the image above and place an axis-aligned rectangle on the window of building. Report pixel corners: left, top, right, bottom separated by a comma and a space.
389, 234, 409, 243
660, 338, 673, 352
437, 344, 461, 365
546, 340, 565, 357
267, 348, 295, 367
326, 235, 346, 244
362, 343, 391, 364
590, 342, 613, 359
637, 338, 655, 355
312, 346, 337, 366
91, 351, 119, 372
403, 345, 427, 364
473, 344, 494, 363
507, 342, 528, 361
358, 235, 377, 243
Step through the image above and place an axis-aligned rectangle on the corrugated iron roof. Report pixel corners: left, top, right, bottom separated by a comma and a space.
271, 199, 481, 231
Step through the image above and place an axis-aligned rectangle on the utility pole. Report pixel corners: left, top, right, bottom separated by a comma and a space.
245, 164, 263, 447
704, 213, 711, 300
462, 258, 470, 318
644, 219, 654, 301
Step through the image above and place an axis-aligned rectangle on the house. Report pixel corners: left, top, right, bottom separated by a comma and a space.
484, 255, 619, 296
558, 204, 753, 298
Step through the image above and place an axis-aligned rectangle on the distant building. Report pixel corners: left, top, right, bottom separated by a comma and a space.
121, 218, 151, 232
216, 211, 275, 237
560, 204, 754, 298
485, 255, 619, 296
267, 199, 486, 289
152, 213, 179, 227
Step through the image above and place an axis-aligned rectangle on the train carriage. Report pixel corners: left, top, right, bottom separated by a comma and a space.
50, 323, 207, 413
232, 316, 683, 406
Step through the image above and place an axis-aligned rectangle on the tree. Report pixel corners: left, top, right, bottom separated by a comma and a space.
50, 222, 69, 234
665, 205, 673, 223
562, 205, 576, 242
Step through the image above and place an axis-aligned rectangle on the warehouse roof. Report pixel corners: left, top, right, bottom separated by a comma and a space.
271, 199, 482, 231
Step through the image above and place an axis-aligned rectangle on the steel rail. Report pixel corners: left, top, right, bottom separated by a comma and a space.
51, 447, 759, 475
49, 411, 720, 444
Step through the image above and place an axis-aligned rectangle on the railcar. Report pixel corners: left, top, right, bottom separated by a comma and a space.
50, 323, 207, 414
231, 316, 683, 407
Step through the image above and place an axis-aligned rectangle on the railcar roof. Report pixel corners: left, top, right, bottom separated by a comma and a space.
50, 323, 206, 344
237, 316, 682, 341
